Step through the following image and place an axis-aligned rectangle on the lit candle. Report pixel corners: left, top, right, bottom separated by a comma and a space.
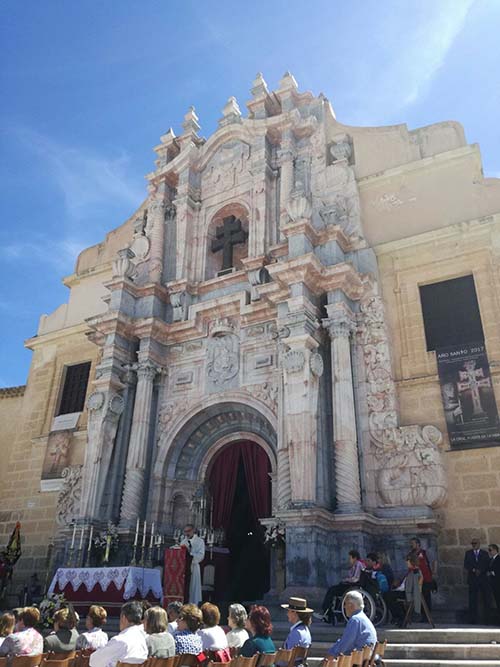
87, 526, 94, 552
142, 520, 147, 548
70, 524, 76, 549
150, 522, 155, 548
133, 518, 139, 547
79, 526, 85, 550
104, 535, 111, 562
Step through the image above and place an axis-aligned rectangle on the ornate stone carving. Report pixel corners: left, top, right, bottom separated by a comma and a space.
108, 393, 125, 415
204, 141, 251, 194
249, 382, 278, 413
133, 360, 160, 383
328, 134, 353, 164
281, 349, 305, 373
112, 248, 137, 280
359, 292, 447, 508
324, 312, 356, 339
286, 192, 312, 223
56, 465, 82, 526
87, 391, 105, 411
309, 352, 324, 377
171, 291, 189, 322
207, 334, 239, 387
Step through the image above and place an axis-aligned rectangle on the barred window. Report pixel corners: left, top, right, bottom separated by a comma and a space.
57, 362, 91, 415
419, 275, 484, 351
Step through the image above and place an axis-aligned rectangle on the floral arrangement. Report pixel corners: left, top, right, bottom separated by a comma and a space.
264, 522, 286, 547
38, 593, 67, 629
93, 522, 119, 563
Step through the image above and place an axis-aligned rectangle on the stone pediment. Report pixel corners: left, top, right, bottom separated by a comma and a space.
201, 139, 252, 197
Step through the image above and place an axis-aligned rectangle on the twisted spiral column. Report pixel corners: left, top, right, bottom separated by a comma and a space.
120, 360, 159, 523
323, 309, 362, 513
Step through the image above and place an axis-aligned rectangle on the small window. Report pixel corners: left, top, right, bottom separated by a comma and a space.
419, 275, 484, 351
57, 362, 91, 415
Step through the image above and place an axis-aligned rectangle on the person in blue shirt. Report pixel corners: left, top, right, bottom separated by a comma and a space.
327, 590, 377, 658
280, 597, 312, 650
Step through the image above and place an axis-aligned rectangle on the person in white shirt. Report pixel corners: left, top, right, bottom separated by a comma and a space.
166, 601, 182, 635
226, 604, 249, 650
89, 601, 147, 667
197, 603, 228, 653
180, 524, 205, 605
76, 605, 108, 651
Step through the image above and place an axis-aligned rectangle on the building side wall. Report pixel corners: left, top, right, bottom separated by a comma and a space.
0, 331, 98, 588
376, 215, 500, 600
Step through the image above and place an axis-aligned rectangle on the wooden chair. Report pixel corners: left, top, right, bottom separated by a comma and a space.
337, 656, 352, 667
147, 658, 180, 667
117, 661, 147, 667
361, 647, 372, 667
228, 649, 239, 660
176, 656, 199, 667
350, 651, 363, 667
12, 656, 46, 667
274, 649, 292, 666
206, 661, 233, 667
367, 640, 386, 667
0, 657, 8, 667
232, 656, 258, 667
40, 659, 71, 667
256, 654, 277, 667
290, 647, 308, 667
47, 654, 76, 662
401, 596, 434, 628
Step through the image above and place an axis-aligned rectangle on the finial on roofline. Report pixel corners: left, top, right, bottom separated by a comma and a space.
182, 106, 200, 136
278, 71, 298, 91
251, 72, 269, 98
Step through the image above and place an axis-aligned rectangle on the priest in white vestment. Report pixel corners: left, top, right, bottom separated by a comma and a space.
181, 524, 205, 604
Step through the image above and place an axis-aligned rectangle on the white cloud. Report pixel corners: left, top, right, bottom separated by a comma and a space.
346, 0, 475, 124
13, 128, 145, 221
0, 236, 86, 273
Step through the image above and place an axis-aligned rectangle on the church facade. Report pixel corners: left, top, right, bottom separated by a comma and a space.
2, 73, 500, 605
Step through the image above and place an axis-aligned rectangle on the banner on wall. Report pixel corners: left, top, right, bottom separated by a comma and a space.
436, 341, 500, 446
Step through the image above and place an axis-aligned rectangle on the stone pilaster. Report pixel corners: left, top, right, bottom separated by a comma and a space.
120, 359, 160, 524
323, 304, 362, 513
278, 130, 295, 233
146, 181, 168, 283
281, 335, 323, 506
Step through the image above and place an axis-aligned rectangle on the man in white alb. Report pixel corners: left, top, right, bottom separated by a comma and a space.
181, 523, 205, 605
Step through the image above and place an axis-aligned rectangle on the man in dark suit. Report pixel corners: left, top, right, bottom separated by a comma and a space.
464, 538, 491, 623
487, 544, 500, 617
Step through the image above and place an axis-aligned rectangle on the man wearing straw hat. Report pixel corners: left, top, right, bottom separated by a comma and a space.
281, 597, 313, 650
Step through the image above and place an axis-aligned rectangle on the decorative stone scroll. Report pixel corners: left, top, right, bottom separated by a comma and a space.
56, 465, 82, 526
359, 291, 447, 508
206, 334, 240, 389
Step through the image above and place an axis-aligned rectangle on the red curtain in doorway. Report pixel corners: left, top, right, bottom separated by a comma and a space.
240, 441, 271, 521
210, 444, 240, 529
209, 441, 271, 529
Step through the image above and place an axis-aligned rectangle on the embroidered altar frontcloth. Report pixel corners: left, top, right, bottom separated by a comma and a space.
48, 566, 163, 600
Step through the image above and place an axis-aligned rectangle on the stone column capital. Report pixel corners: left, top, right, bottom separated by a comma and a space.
133, 360, 162, 382
322, 313, 356, 339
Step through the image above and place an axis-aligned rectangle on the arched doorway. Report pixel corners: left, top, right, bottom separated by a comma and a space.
208, 440, 271, 602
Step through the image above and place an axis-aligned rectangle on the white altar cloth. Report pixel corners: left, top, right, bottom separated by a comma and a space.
48, 566, 163, 600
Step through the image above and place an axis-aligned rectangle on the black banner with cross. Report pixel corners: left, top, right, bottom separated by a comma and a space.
436, 341, 500, 447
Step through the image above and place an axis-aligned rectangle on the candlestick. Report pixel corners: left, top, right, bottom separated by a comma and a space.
78, 526, 85, 550
133, 518, 139, 547
70, 524, 76, 549
87, 526, 94, 552
150, 522, 155, 548
142, 520, 147, 548
104, 535, 111, 563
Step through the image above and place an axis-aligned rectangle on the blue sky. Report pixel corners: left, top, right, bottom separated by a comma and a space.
1, 0, 499, 388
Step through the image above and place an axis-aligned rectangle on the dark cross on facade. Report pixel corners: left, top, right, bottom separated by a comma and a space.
211, 215, 248, 271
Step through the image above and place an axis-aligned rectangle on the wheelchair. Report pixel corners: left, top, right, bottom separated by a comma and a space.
326, 577, 388, 627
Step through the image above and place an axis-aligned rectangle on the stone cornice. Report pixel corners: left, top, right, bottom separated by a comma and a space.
104, 278, 170, 303
267, 254, 365, 300
280, 220, 359, 253
0, 385, 25, 399
25, 322, 92, 350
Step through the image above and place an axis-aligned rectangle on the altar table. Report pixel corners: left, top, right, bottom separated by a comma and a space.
48, 566, 163, 617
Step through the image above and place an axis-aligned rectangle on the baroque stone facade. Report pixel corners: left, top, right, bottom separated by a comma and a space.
1, 73, 500, 605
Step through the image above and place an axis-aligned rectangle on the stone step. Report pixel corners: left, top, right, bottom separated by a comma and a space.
385, 643, 500, 660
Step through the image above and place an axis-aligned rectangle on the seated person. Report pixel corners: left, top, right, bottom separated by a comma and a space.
280, 597, 312, 650
0, 607, 43, 657
0, 613, 16, 649
173, 604, 203, 655
364, 553, 389, 596
167, 601, 183, 635
76, 605, 109, 651
197, 603, 228, 653
44, 607, 79, 653
316, 550, 365, 622
327, 591, 377, 658
89, 601, 147, 667
144, 607, 175, 658
241, 606, 275, 658
226, 604, 249, 650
